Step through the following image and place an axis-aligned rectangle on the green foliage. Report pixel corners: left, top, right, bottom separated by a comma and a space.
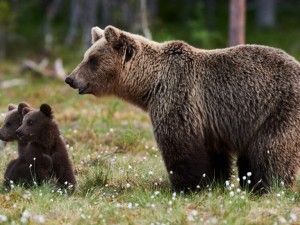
79, 161, 111, 194
0, 0, 13, 29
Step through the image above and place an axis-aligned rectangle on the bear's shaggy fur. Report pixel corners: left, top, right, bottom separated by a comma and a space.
16, 104, 77, 189
0, 102, 53, 186
65, 26, 300, 192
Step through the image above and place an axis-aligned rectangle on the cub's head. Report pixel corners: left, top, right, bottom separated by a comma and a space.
65, 26, 139, 96
0, 102, 30, 142
16, 104, 53, 142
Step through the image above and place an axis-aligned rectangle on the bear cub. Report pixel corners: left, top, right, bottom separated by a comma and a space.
16, 103, 77, 189
0, 102, 53, 186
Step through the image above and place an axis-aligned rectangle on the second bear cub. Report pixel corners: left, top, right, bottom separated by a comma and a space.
0, 102, 52, 186
16, 104, 77, 189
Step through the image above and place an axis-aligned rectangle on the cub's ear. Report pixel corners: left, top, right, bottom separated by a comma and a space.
18, 102, 30, 114
40, 104, 53, 118
91, 26, 104, 44
8, 104, 17, 111
104, 26, 121, 47
22, 107, 31, 116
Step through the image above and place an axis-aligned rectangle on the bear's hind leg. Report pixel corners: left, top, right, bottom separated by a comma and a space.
245, 117, 300, 192
209, 151, 232, 184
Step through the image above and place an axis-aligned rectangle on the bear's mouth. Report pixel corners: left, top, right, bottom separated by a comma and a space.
78, 83, 91, 95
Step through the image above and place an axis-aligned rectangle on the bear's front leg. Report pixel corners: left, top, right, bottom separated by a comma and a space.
156, 133, 214, 192
4, 159, 19, 182
52, 151, 77, 189
42, 154, 53, 173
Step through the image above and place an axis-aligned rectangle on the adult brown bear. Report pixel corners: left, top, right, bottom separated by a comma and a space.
65, 25, 300, 192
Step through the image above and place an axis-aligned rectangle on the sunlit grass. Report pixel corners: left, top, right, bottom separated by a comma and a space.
0, 65, 300, 224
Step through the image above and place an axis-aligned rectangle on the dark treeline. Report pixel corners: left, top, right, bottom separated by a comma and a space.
0, 0, 299, 60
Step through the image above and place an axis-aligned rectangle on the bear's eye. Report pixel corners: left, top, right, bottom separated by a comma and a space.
88, 56, 98, 65
27, 120, 33, 126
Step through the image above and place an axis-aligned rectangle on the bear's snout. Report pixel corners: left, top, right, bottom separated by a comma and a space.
15, 129, 23, 139
65, 77, 75, 88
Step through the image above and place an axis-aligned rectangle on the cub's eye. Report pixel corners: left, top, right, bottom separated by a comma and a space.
27, 120, 33, 126
5, 122, 11, 127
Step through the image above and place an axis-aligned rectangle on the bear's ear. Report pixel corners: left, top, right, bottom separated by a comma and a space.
18, 102, 30, 115
104, 26, 121, 47
91, 26, 104, 44
8, 104, 17, 111
40, 104, 53, 118
22, 107, 31, 116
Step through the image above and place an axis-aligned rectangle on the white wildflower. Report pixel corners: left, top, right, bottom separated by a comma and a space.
0, 215, 7, 222
128, 202, 133, 209
33, 215, 45, 224
187, 215, 195, 222
209, 217, 218, 224
191, 210, 198, 216
290, 213, 297, 222
278, 216, 287, 224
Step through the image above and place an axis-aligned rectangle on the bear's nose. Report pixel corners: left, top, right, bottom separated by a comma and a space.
15, 129, 22, 137
65, 77, 74, 87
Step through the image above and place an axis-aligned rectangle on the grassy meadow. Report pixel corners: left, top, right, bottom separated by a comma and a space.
0, 60, 300, 225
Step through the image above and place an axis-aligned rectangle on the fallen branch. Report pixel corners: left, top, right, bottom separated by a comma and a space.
20, 58, 67, 81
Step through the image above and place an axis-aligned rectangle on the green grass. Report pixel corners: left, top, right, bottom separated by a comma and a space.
0, 63, 300, 225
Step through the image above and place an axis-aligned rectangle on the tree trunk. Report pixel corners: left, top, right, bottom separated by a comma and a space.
44, 0, 62, 50
65, 0, 80, 46
206, 0, 216, 31
0, 29, 5, 60
229, 0, 246, 46
81, 0, 99, 47
140, 0, 152, 39
256, 0, 276, 28
65, 0, 99, 47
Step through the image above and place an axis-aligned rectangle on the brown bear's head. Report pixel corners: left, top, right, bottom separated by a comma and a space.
65, 26, 140, 97
15, 104, 53, 143
0, 102, 30, 142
